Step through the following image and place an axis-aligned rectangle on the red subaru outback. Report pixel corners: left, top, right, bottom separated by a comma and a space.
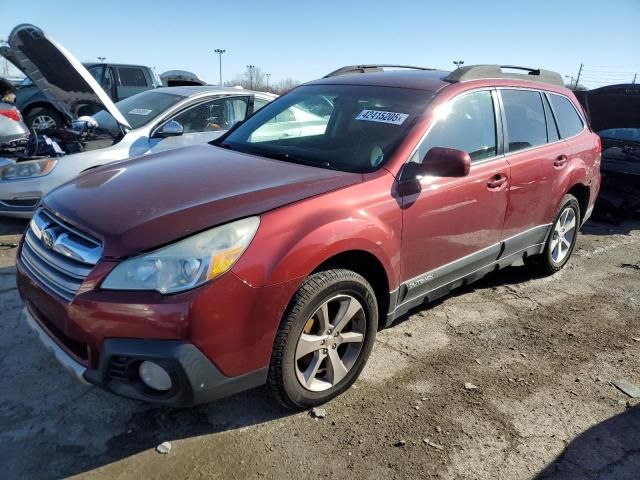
16, 64, 600, 409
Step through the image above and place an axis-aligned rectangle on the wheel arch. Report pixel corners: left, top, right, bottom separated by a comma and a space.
310, 249, 391, 328
22, 101, 60, 116
567, 183, 589, 223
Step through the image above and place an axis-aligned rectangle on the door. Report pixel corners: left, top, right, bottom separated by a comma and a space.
499, 89, 569, 245
399, 89, 509, 296
149, 96, 250, 153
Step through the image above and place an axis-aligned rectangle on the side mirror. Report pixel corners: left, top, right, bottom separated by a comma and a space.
418, 147, 471, 177
154, 120, 184, 138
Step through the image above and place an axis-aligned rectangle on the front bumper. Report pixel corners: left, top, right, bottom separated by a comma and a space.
0, 198, 39, 218
23, 306, 267, 406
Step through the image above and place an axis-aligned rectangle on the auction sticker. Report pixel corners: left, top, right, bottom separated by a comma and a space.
355, 110, 408, 125
128, 108, 153, 115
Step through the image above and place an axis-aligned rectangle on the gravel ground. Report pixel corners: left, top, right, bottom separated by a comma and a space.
0, 218, 639, 480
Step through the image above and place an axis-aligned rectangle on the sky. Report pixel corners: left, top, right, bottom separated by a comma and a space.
1, 0, 639, 89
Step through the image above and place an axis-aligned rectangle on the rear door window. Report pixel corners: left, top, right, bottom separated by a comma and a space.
548, 94, 584, 138
117, 67, 148, 87
412, 90, 497, 163
501, 90, 547, 152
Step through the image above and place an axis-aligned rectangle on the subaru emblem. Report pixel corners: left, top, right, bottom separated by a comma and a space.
41, 228, 56, 250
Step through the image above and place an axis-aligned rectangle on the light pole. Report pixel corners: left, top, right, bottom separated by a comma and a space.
247, 64, 255, 90
453, 60, 464, 69
0, 40, 9, 77
97, 56, 106, 63
564, 75, 575, 89
266, 73, 271, 92
214, 49, 225, 86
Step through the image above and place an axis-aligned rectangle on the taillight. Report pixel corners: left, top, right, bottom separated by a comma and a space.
0, 108, 22, 122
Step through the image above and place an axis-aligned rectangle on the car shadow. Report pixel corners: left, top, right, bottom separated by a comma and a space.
535, 405, 640, 479
583, 218, 640, 236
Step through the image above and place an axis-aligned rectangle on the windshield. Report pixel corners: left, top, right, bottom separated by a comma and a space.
220, 84, 434, 173
92, 90, 185, 131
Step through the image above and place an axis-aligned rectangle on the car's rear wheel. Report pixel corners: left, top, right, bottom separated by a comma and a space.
525, 194, 580, 275
25, 106, 64, 134
267, 269, 378, 410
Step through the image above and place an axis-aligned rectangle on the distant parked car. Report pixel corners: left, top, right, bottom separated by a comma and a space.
9, 63, 161, 133
0, 101, 29, 145
576, 84, 640, 220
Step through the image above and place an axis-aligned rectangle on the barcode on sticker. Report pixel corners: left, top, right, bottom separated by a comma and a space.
355, 110, 408, 125
128, 108, 153, 115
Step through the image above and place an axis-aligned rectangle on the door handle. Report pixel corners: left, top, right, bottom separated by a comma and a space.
554, 155, 569, 168
487, 174, 508, 189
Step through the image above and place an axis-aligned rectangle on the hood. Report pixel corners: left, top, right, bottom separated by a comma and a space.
160, 70, 207, 87
0, 24, 130, 129
44, 144, 362, 257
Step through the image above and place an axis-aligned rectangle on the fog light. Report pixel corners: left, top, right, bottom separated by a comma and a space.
139, 361, 173, 391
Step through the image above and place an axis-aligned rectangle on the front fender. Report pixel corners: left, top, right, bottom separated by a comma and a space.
232, 173, 402, 291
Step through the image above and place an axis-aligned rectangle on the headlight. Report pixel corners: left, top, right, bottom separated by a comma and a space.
1, 158, 57, 180
102, 216, 260, 294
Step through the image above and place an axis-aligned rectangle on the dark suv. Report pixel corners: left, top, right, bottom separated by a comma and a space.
16, 64, 601, 409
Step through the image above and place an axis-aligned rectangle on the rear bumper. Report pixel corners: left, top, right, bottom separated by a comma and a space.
23, 307, 267, 406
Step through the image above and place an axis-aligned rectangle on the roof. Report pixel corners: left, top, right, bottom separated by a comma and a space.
307, 64, 568, 92
306, 69, 451, 92
152, 85, 277, 98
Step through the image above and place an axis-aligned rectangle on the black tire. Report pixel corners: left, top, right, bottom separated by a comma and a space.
24, 106, 65, 134
267, 269, 378, 410
524, 194, 580, 275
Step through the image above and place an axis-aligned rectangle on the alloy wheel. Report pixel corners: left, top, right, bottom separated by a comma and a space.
550, 207, 577, 264
31, 114, 57, 131
294, 294, 366, 392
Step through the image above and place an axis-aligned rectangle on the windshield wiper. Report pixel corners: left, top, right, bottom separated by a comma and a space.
262, 151, 336, 170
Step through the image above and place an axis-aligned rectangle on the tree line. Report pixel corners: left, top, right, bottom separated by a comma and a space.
224, 65, 300, 94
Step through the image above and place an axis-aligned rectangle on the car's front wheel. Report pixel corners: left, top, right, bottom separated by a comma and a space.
25, 106, 64, 133
525, 194, 580, 275
267, 269, 378, 410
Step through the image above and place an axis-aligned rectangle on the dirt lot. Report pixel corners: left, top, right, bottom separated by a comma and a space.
0, 217, 639, 480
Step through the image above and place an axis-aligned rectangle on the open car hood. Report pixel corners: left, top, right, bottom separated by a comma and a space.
0, 24, 130, 129
160, 70, 207, 87
576, 84, 640, 132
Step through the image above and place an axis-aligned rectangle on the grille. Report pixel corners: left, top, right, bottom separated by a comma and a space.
20, 209, 102, 302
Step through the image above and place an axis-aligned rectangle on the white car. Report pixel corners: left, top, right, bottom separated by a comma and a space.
0, 24, 275, 217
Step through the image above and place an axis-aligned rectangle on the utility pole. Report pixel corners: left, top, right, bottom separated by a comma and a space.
214, 49, 225, 86
453, 60, 464, 69
247, 64, 255, 90
266, 73, 271, 92
575, 63, 583, 89
633, 73, 637, 84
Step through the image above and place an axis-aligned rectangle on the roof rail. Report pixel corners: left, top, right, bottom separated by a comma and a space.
444, 65, 564, 87
324, 64, 436, 78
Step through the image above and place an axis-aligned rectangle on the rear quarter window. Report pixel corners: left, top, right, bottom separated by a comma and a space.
548, 94, 584, 138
